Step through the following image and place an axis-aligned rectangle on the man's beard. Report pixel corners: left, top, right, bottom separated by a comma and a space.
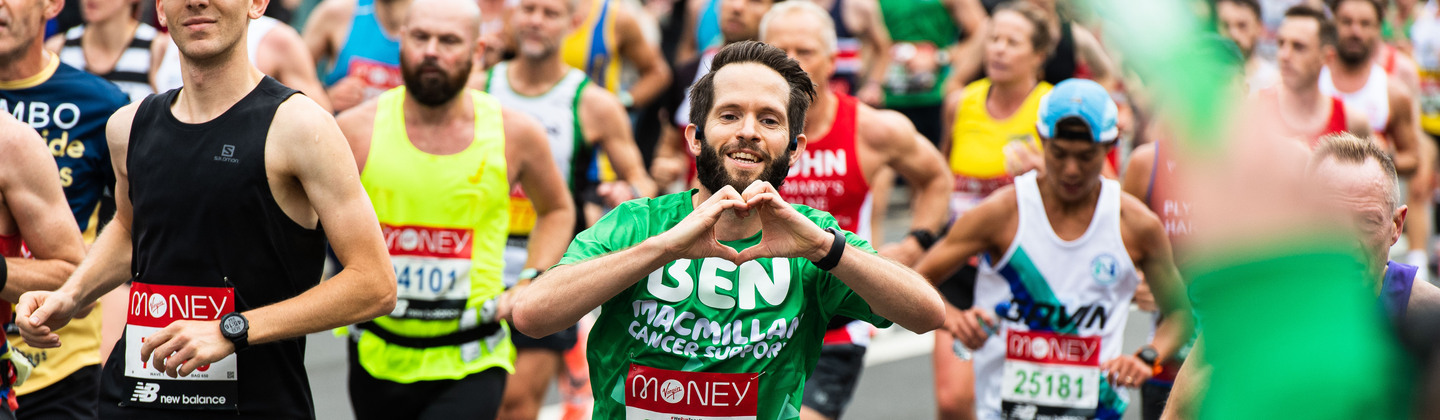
695, 140, 791, 193
1337, 39, 1373, 67
402, 56, 470, 106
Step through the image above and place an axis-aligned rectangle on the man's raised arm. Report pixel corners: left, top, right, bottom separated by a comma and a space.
514, 186, 748, 337
735, 182, 944, 333
241, 96, 397, 345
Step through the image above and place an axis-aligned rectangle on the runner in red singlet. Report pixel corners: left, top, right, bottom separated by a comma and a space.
760, 4, 952, 420
0, 113, 87, 418
1265, 5, 1372, 146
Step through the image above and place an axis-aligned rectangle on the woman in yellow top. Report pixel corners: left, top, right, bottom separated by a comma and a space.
931, 3, 1055, 419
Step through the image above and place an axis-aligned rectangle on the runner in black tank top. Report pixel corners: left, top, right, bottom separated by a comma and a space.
91, 77, 325, 419
12, 0, 397, 412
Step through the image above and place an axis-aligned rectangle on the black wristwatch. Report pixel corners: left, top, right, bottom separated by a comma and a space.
220, 312, 250, 353
909, 229, 938, 250
1136, 345, 1159, 367
812, 227, 846, 271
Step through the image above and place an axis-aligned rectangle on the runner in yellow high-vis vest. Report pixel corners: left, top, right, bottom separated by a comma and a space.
335, 0, 576, 416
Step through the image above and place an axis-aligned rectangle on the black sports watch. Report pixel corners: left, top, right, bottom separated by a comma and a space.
1136, 345, 1159, 367
909, 229, 938, 250
812, 227, 846, 271
220, 312, 250, 353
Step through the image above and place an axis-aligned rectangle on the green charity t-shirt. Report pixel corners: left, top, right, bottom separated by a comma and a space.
556, 190, 893, 420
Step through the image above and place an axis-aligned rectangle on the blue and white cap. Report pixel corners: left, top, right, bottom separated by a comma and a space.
1036, 78, 1119, 143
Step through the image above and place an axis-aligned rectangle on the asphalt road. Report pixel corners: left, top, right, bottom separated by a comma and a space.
304, 309, 1156, 420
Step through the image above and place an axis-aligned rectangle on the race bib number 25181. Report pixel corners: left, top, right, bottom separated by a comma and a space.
1000, 330, 1101, 419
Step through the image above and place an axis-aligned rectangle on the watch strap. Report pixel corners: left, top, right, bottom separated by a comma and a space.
909, 229, 938, 250
1136, 345, 1158, 366
812, 227, 846, 271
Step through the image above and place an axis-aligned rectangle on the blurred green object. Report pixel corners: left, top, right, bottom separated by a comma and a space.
1182, 237, 1412, 420
1089, 0, 1416, 418
1087, 0, 1241, 152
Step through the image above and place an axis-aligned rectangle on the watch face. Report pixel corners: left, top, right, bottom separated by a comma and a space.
222, 315, 246, 336
1139, 348, 1158, 363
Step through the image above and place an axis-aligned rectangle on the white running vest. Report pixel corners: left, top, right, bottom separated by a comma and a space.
485, 61, 589, 286
1319, 64, 1390, 134
486, 61, 587, 183
972, 171, 1140, 420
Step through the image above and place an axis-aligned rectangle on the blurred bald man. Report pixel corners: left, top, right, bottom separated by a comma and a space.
1309, 134, 1440, 323
334, 0, 575, 417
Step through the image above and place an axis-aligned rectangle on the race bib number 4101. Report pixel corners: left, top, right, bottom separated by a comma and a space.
122, 282, 238, 410
1000, 330, 1101, 419
625, 364, 759, 420
383, 224, 474, 320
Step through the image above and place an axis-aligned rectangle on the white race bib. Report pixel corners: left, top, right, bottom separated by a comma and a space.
122, 282, 238, 410
383, 224, 474, 320
1000, 330, 1101, 418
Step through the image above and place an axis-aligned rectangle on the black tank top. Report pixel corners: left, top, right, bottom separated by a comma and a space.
1042, 20, 1077, 86
100, 77, 325, 419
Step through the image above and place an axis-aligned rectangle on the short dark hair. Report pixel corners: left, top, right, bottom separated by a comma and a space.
1326, 0, 1385, 18
1217, 0, 1263, 19
994, 1, 1056, 58
1286, 4, 1339, 46
1052, 117, 1094, 142
688, 41, 817, 144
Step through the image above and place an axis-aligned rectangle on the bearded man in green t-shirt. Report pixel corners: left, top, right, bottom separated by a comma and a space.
512, 40, 945, 420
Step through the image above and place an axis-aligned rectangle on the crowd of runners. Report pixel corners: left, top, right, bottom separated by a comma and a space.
0, 0, 1438, 418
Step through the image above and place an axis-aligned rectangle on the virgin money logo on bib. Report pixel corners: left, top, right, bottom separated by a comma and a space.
382, 224, 473, 259
128, 282, 234, 327
659, 380, 684, 403
625, 364, 759, 420
148, 294, 167, 318
1006, 330, 1100, 366
348, 58, 403, 91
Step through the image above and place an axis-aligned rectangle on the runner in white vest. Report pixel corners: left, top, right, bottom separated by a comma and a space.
915, 79, 1194, 420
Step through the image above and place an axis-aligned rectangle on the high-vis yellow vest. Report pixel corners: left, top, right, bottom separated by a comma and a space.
355, 87, 515, 382
949, 79, 1053, 179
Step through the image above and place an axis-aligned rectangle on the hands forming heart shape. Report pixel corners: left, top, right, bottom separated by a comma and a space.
658, 181, 834, 265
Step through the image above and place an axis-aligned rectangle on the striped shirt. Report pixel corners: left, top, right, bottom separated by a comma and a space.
59, 23, 157, 102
